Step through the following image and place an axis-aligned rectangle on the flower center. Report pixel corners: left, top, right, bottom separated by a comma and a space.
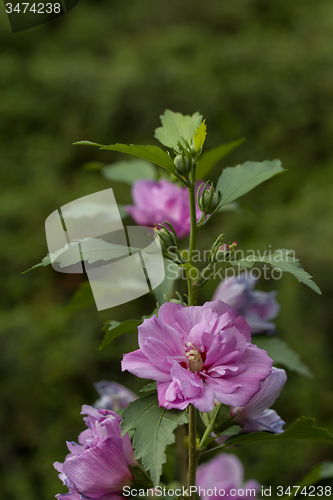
185, 342, 204, 373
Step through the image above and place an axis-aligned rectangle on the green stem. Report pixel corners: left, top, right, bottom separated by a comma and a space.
198, 421, 215, 451
188, 404, 198, 495
187, 166, 199, 496
188, 166, 198, 307
200, 443, 226, 459
176, 425, 187, 486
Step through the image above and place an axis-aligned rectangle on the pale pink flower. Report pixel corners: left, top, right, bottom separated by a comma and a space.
213, 273, 280, 334
197, 453, 259, 500
125, 179, 202, 239
122, 300, 273, 412
54, 405, 136, 500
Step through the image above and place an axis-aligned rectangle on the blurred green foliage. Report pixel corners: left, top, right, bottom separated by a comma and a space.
1, 0, 333, 498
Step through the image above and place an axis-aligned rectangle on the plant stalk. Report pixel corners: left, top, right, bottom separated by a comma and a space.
187, 165, 199, 495
176, 426, 187, 486
188, 166, 198, 307
188, 404, 198, 495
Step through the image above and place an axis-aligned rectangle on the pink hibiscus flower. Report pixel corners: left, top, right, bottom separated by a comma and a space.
122, 301, 273, 412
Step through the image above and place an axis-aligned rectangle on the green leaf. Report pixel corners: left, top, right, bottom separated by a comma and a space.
254, 336, 312, 378
102, 160, 156, 185
74, 140, 104, 147
68, 239, 133, 266
99, 319, 142, 350
24, 234, 133, 274
140, 382, 157, 393
218, 201, 241, 213
29, 238, 141, 271
203, 425, 242, 448
128, 464, 153, 488
225, 417, 333, 446
154, 110, 203, 151
229, 248, 321, 294
216, 159, 285, 206
194, 120, 207, 153
120, 394, 189, 486
61, 200, 127, 223
74, 141, 176, 174
196, 138, 244, 179
23, 254, 51, 273
221, 424, 242, 437
295, 461, 333, 490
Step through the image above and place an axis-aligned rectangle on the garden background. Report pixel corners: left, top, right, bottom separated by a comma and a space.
1, 0, 333, 498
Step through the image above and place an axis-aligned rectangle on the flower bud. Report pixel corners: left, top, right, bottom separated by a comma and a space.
218, 241, 237, 253
198, 182, 222, 214
154, 224, 178, 252
218, 243, 230, 253
190, 145, 197, 156
215, 241, 237, 262
174, 154, 191, 176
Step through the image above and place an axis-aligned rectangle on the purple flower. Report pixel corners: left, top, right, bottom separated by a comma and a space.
215, 367, 286, 445
231, 367, 287, 433
122, 300, 273, 412
197, 453, 259, 500
125, 179, 202, 239
213, 273, 280, 334
54, 405, 136, 500
94, 381, 136, 412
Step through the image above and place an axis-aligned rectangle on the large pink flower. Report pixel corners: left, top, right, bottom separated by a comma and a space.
197, 453, 259, 500
54, 405, 136, 500
125, 179, 202, 239
121, 301, 273, 412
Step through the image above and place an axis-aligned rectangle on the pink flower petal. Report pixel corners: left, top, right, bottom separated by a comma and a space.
122, 349, 171, 382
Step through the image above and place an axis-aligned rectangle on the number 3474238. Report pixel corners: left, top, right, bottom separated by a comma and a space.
276, 485, 331, 497
5, 3, 61, 14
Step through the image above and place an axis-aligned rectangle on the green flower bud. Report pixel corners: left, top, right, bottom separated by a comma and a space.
154, 224, 178, 253
198, 184, 222, 214
174, 154, 191, 176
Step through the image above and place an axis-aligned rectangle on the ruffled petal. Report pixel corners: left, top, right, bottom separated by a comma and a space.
157, 301, 184, 330
157, 381, 189, 410
56, 492, 82, 500
122, 349, 171, 382
138, 315, 184, 354
63, 438, 133, 497
234, 367, 286, 419
206, 345, 272, 407
241, 409, 286, 433
206, 300, 252, 342
175, 305, 217, 336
